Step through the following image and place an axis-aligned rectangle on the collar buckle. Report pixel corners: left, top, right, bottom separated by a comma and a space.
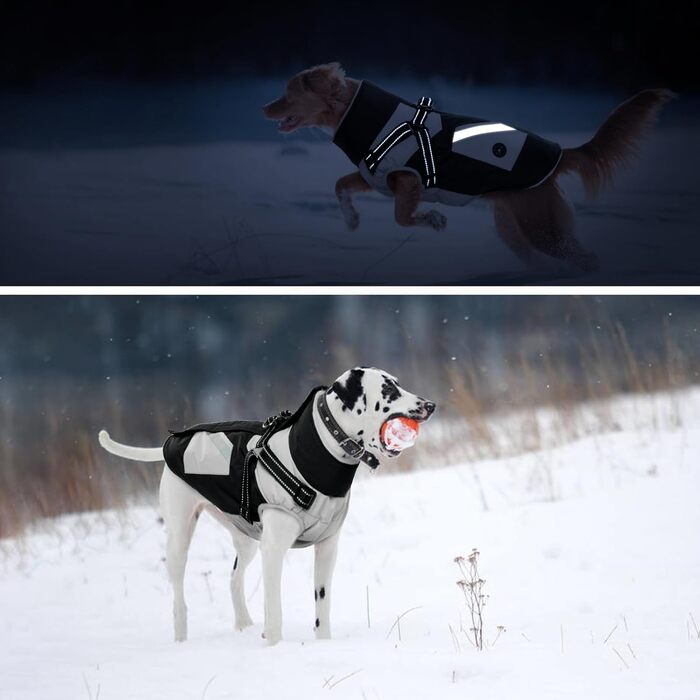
338, 436, 364, 459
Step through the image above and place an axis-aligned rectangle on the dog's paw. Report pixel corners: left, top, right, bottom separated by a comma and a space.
236, 614, 254, 631
416, 209, 447, 231
425, 209, 447, 231
262, 630, 282, 646
563, 248, 599, 273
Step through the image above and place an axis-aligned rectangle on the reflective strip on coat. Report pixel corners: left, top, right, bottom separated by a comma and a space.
333, 81, 562, 205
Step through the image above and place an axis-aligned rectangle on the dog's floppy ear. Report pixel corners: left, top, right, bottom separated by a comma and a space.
327, 367, 365, 412
302, 62, 347, 100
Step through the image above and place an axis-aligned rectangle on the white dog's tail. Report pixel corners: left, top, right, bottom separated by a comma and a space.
98, 430, 164, 462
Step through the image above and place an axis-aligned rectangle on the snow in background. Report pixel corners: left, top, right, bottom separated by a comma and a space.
1, 79, 698, 284
2, 389, 699, 699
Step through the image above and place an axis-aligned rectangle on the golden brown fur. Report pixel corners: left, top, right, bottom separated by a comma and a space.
556, 88, 676, 198
262, 63, 359, 133
263, 64, 675, 271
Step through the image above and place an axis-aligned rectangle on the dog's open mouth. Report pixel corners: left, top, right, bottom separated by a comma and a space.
278, 115, 302, 133
379, 414, 421, 457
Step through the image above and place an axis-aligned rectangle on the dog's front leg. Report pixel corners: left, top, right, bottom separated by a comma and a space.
335, 171, 371, 231
390, 171, 447, 231
260, 508, 301, 645
313, 529, 340, 639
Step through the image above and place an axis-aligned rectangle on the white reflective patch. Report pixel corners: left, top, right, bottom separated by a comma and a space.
183, 432, 232, 475
452, 122, 515, 143
452, 127, 527, 172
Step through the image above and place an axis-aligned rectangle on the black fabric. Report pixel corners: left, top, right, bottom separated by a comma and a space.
421, 113, 562, 196
333, 81, 562, 196
289, 396, 359, 497
163, 421, 266, 520
333, 81, 406, 165
162, 385, 353, 520
167, 420, 266, 439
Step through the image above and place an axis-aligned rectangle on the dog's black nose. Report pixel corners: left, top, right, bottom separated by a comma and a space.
423, 401, 436, 416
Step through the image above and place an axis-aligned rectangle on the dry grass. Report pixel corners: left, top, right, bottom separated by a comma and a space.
455, 550, 487, 650
398, 314, 697, 473
1, 315, 698, 540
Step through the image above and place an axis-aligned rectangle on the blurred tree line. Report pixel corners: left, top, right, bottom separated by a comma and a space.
2, 295, 699, 418
2, 295, 699, 536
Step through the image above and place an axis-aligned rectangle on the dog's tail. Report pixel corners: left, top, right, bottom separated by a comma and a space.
98, 429, 164, 462
555, 88, 676, 197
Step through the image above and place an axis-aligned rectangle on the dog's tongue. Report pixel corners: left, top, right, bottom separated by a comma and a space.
278, 115, 298, 133
381, 417, 419, 451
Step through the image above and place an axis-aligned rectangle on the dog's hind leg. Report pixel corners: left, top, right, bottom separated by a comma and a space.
335, 171, 372, 231
497, 183, 598, 272
313, 529, 340, 639
159, 468, 202, 642
260, 507, 301, 645
489, 194, 536, 264
230, 530, 258, 630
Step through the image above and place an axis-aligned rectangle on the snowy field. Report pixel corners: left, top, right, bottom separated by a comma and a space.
1, 79, 698, 284
2, 390, 700, 699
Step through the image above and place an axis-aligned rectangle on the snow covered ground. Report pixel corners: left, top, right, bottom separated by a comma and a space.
1, 80, 698, 284
2, 390, 699, 699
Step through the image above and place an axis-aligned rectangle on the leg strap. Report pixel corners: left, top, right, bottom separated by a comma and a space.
365, 96, 437, 188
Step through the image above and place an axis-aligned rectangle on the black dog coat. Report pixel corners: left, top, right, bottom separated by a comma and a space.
333, 81, 562, 205
163, 387, 359, 547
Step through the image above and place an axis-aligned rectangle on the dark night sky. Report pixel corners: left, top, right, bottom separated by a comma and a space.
2, 1, 696, 91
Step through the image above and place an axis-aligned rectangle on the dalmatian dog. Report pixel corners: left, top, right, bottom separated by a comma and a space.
98, 367, 436, 645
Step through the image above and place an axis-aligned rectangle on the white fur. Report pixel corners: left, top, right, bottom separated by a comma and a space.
98, 430, 163, 461
99, 367, 433, 645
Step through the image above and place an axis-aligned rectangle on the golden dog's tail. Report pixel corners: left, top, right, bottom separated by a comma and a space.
556, 88, 676, 197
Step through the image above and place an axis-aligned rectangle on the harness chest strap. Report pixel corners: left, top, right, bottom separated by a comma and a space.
240, 397, 377, 522
364, 96, 437, 188
239, 411, 317, 522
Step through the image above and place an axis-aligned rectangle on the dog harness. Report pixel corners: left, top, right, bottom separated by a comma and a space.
163, 387, 368, 548
333, 81, 562, 205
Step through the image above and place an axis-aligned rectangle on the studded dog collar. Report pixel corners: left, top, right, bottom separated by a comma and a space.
317, 391, 380, 469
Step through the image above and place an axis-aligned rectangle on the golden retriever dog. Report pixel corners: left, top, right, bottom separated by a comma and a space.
263, 63, 674, 270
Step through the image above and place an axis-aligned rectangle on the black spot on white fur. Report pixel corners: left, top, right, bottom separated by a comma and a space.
314, 589, 318, 601
320, 586, 326, 599
381, 376, 402, 403
315, 618, 320, 628
374, 401, 380, 411
233, 556, 238, 570
330, 368, 365, 412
